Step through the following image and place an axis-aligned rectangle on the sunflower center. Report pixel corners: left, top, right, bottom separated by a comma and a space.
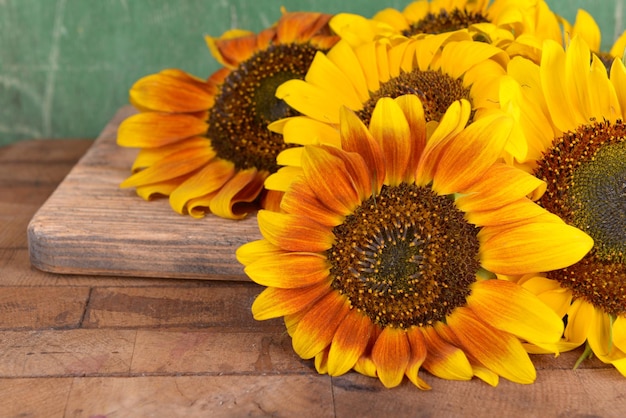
535, 120, 626, 316
356, 70, 471, 127
207, 43, 320, 172
403, 8, 490, 37
328, 183, 480, 329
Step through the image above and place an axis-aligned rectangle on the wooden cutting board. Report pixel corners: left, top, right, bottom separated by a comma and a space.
27, 106, 261, 281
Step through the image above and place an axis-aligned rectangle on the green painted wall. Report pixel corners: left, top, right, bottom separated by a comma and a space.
0, 0, 623, 145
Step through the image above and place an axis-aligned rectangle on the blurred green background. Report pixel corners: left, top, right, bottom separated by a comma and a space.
0, 0, 623, 145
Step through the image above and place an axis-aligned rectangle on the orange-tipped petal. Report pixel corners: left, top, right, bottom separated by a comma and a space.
371, 327, 411, 388
421, 326, 473, 381
117, 113, 208, 148
292, 291, 351, 359
257, 210, 335, 252
327, 313, 373, 376
244, 253, 330, 288
130, 72, 214, 113
447, 307, 536, 384
251, 284, 330, 321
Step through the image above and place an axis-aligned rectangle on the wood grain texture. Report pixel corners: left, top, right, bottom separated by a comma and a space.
28, 106, 262, 281
5, 137, 626, 417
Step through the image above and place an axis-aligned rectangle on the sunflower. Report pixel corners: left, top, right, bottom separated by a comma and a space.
560, 8, 626, 71
501, 35, 626, 375
329, 0, 563, 62
116, 10, 339, 219
237, 95, 593, 388
266, 34, 532, 190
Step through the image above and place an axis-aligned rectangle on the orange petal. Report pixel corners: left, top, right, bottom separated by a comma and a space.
292, 291, 351, 359
405, 327, 431, 390
455, 163, 546, 212
120, 146, 214, 188
251, 284, 330, 321
327, 312, 373, 376
421, 325, 473, 381
281, 178, 345, 226
320, 145, 372, 201
130, 72, 214, 113
371, 327, 411, 388
244, 253, 330, 288
117, 113, 208, 148
394, 94, 427, 182
431, 113, 513, 195
207, 168, 265, 219
339, 106, 385, 192
131, 137, 212, 171
257, 210, 335, 252
447, 307, 536, 384
302, 146, 360, 215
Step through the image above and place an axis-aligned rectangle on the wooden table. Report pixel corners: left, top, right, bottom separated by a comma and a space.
1, 138, 625, 417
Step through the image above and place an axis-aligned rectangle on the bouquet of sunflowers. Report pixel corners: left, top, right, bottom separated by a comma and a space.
116, 0, 626, 389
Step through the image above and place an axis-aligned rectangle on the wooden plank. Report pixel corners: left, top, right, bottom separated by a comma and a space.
81, 286, 278, 330
27, 106, 262, 281
332, 368, 626, 418
0, 248, 218, 287
0, 287, 89, 330
0, 329, 135, 377
65, 375, 334, 418
131, 329, 310, 375
0, 377, 72, 418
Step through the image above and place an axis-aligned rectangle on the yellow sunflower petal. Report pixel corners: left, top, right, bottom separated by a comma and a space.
326, 39, 370, 101
610, 58, 626, 120
540, 39, 581, 130
235, 239, 282, 266
292, 291, 351, 359
571, 9, 601, 52
264, 166, 304, 192
447, 307, 536, 384
327, 312, 373, 376
276, 79, 344, 124
563, 298, 594, 346
278, 116, 341, 147
208, 168, 265, 219
117, 113, 209, 148
613, 316, 626, 354
369, 97, 411, 186
519, 275, 573, 319
421, 326, 473, 381
131, 137, 213, 171
305, 51, 363, 110
251, 284, 330, 321
244, 253, 330, 288
168, 158, 235, 214
257, 210, 335, 252
467, 280, 563, 349
465, 198, 554, 227
135, 180, 181, 200
479, 222, 593, 275
371, 327, 411, 388
586, 305, 613, 359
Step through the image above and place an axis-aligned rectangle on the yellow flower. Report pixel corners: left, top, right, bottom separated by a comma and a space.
560, 8, 626, 71
329, 0, 563, 62
116, 10, 339, 219
267, 34, 530, 191
502, 35, 626, 375
237, 95, 592, 389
